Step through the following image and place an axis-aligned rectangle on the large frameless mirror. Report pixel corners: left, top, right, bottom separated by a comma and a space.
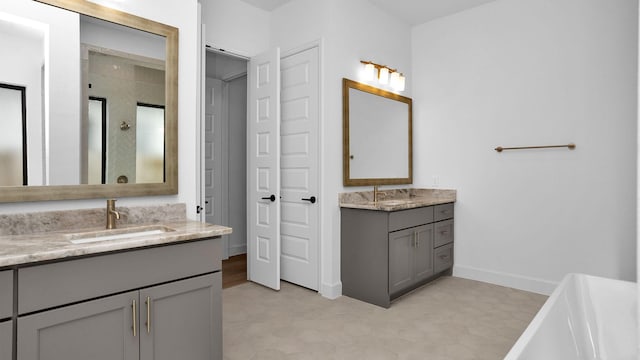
0, 0, 178, 202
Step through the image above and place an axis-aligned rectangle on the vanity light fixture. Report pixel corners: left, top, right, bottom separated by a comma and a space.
363, 62, 376, 81
360, 60, 406, 91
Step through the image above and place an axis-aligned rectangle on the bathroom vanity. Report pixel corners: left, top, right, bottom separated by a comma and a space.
340, 189, 456, 308
0, 206, 231, 360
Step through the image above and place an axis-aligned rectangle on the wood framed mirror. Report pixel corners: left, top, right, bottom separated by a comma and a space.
0, 0, 178, 202
342, 78, 412, 186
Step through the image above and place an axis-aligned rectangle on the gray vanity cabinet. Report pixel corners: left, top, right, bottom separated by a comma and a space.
14, 238, 222, 360
1, 269, 12, 360
18, 291, 139, 360
17, 273, 220, 360
0, 270, 12, 320
139, 273, 221, 360
341, 203, 453, 308
389, 224, 434, 295
0, 320, 11, 360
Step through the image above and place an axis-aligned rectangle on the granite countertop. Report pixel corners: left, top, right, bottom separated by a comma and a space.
0, 220, 232, 268
339, 188, 457, 211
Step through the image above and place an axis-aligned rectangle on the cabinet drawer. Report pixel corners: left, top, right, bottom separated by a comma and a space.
434, 203, 454, 222
19, 238, 221, 315
434, 219, 454, 248
0, 320, 11, 360
389, 206, 434, 232
0, 270, 12, 319
434, 243, 453, 273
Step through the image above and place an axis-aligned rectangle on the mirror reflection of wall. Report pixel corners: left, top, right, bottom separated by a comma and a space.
349, 88, 409, 179
343, 78, 413, 186
86, 97, 106, 185
0, 1, 168, 187
0, 9, 46, 186
0, 84, 27, 186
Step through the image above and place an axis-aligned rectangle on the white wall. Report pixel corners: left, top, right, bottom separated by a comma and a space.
201, 0, 270, 57
0, 0, 200, 216
412, 0, 638, 294
270, 0, 412, 298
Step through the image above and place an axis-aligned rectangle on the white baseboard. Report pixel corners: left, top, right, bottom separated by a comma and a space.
229, 245, 246, 257
320, 281, 342, 300
453, 265, 558, 295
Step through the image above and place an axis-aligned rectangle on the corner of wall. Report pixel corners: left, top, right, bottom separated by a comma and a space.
453, 265, 558, 296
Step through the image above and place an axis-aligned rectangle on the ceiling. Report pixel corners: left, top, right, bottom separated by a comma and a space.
367, 0, 499, 25
237, 0, 499, 25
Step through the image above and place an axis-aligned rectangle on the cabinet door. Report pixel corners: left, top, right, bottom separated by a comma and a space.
389, 228, 416, 295
0, 320, 11, 360
139, 273, 221, 360
0, 270, 12, 319
17, 291, 138, 360
413, 224, 434, 283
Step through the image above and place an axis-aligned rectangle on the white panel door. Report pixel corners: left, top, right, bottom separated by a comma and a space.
280, 47, 319, 290
205, 77, 229, 259
247, 48, 281, 290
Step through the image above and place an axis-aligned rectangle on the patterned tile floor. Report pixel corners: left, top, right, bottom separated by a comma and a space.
222, 276, 547, 360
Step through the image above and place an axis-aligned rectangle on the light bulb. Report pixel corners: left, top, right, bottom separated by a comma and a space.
390, 71, 400, 89
363, 63, 375, 81
397, 74, 405, 91
379, 67, 389, 85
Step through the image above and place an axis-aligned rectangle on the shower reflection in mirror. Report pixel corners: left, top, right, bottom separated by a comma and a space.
85, 100, 165, 185
0, 83, 27, 186
135, 103, 165, 184
87, 96, 106, 184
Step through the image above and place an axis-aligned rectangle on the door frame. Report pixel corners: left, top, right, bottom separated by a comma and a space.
197, 36, 324, 293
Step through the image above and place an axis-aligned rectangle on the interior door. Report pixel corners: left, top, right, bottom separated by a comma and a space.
247, 47, 281, 290
205, 77, 229, 258
280, 47, 320, 290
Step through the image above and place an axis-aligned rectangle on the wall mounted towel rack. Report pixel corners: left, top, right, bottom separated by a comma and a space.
495, 143, 576, 153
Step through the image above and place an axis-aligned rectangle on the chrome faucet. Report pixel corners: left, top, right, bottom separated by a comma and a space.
106, 199, 120, 229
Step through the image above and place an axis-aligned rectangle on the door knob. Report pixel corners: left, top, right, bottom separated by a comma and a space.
301, 196, 316, 204
261, 194, 276, 202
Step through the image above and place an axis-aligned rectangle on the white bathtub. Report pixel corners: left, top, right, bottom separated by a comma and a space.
505, 273, 637, 360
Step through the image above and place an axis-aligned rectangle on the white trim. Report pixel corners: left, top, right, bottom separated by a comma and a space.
205, 44, 250, 60
229, 244, 247, 257
453, 264, 558, 295
196, 4, 205, 221
281, 39, 322, 59
320, 281, 342, 300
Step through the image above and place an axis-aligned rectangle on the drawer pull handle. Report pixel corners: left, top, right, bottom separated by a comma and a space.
416, 231, 420, 247
145, 296, 151, 334
439, 254, 448, 260
132, 299, 137, 337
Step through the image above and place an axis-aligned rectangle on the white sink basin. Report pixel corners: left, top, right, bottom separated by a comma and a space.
66, 225, 175, 244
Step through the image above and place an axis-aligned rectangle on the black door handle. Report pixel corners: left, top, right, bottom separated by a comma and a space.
261, 194, 276, 202
301, 196, 316, 204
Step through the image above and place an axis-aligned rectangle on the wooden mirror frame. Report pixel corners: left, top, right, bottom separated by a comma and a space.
342, 78, 413, 186
0, 0, 178, 202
